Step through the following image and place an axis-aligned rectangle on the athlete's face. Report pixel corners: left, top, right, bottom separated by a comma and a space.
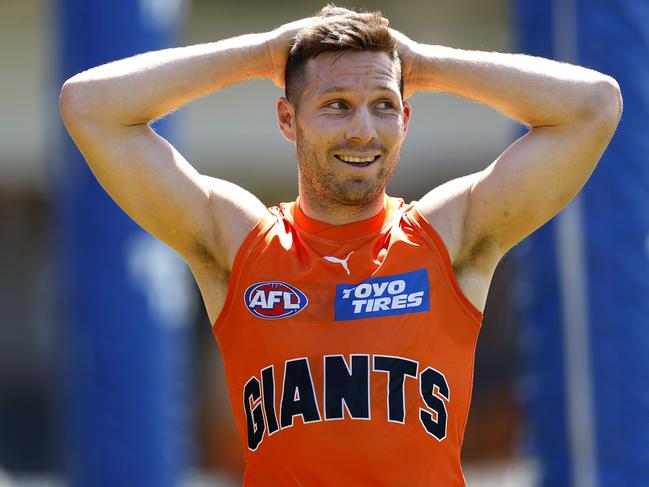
278, 50, 411, 209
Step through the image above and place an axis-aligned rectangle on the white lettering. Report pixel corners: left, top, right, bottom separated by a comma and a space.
348, 293, 425, 314
352, 300, 365, 313
267, 291, 283, 308
408, 291, 424, 308
355, 284, 372, 298
392, 294, 407, 309
249, 291, 267, 308
283, 293, 300, 309
372, 297, 391, 311
371, 282, 389, 297
388, 280, 406, 295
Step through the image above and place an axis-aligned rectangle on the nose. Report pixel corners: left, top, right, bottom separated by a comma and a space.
345, 106, 377, 143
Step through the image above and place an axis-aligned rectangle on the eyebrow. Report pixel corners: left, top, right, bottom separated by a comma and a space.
317, 86, 398, 96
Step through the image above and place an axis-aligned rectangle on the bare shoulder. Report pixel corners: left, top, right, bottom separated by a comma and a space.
188, 176, 268, 270
187, 176, 267, 324
414, 173, 503, 313
415, 174, 474, 263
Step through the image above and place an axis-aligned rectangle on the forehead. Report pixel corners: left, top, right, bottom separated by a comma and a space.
303, 50, 400, 98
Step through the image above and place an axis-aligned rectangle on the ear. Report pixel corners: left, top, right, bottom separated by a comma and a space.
401, 101, 412, 139
277, 97, 297, 143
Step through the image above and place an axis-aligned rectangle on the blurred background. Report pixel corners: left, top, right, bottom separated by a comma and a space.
0, 0, 645, 486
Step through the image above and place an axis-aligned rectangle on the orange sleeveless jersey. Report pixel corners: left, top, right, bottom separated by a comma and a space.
212, 197, 483, 486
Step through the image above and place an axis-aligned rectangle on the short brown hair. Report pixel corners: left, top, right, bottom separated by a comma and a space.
285, 5, 402, 107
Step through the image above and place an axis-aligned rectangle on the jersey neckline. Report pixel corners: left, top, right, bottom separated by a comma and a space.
290, 196, 399, 242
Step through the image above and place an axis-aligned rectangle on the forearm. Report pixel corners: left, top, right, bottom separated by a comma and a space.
409, 44, 621, 127
60, 33, 272, 126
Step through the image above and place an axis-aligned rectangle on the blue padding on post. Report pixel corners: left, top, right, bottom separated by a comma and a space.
578, 2, 649, 485
55, 1, 192, 486
513, 0, 649, 486
511, 0, 572, 483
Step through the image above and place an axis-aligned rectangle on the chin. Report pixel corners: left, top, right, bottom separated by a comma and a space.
330, 182, 386, 206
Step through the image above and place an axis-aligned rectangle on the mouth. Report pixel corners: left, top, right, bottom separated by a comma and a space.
334, 154, 381, 168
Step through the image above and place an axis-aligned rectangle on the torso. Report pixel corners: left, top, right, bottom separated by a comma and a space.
191, 263, 496, 330
207, 198, 483, 486
190, 210, 499, 325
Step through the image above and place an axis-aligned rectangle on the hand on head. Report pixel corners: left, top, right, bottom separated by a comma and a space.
266, 6, 391, 89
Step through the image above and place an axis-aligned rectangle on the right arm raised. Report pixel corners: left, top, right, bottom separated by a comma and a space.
59, 33, 276, 269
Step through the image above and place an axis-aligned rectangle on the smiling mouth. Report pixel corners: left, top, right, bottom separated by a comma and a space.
334, 154, 381, 167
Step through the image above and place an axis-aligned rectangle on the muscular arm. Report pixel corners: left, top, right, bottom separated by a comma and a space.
403, 41, 622, 268
59, 33, 275, 268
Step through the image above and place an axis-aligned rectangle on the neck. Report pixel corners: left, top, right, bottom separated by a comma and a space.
297, 191, 387, 225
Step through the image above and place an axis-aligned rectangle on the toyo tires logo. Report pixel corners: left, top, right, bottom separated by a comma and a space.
244, 281, 308, 320
334, 269, 430, 321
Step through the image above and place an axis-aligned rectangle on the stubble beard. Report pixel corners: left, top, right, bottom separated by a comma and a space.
295, 125, 400, 209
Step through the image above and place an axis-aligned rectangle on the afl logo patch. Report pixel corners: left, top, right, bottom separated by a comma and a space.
244, 281, 308, 320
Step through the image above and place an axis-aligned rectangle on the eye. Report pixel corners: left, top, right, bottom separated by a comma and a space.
376, 100, 395, 109
326, 100, 348, 109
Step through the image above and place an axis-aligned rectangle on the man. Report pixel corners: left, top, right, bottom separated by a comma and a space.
59, 5, 621, 486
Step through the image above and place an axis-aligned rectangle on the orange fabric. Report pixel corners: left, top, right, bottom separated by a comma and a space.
213, 197, 483, 486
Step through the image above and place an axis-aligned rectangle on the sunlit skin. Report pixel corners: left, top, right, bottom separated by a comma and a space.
60, 9, 621, 322
277, 50, 412, 225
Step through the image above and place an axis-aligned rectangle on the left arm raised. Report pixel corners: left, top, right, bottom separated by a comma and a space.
404, 41, 622, 263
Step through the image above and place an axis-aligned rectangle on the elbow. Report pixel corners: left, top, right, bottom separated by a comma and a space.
59, 77, 88, 127
60, 77, 147, 128
594, 75, 622, 121
583, 75, 623, 129
59, 80, 74, 124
